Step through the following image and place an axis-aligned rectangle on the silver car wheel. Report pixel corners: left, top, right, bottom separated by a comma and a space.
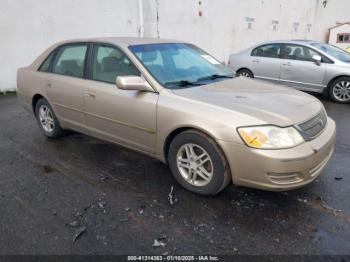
38, 105, 55, 133
333, 81, 350, 102
176, 143, 214, 187
240, 71, 250, 77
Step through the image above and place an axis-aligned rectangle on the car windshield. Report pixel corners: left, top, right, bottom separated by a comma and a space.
129, 43, 234, 88
311, 42, 350, 62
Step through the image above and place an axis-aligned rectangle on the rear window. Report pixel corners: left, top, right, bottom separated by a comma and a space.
38, 51, 55, 72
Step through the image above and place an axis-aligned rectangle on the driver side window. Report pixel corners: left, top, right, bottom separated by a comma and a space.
283, 44, 331, 63
92, 45, 140, 84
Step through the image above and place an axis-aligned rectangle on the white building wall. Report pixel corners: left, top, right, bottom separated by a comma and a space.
143, 0, 317, 62
143, 0, 350, 62
311, 0, 350, 42
0, 0, 141, 91
1, 0, 350, 91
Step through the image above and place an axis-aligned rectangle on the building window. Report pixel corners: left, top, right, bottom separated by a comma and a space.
307, 24, 312, 33
293, 22, 300, 32
245, 17, 255, 30
272, 20, 279, 31
337, 33, 350, 43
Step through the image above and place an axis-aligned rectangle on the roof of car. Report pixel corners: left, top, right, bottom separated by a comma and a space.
256, 39, 322, 46
58, 37, 182, 47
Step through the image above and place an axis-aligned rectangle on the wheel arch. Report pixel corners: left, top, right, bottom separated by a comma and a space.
326, 75, 350, 102
236, 67, 254, 76
32, 94, 45, 115
327, 75, 350, 90
163, 126, 228, 165
163, 126, 232, 192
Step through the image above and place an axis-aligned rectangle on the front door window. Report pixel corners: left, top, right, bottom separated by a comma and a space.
91, 45, 140, 84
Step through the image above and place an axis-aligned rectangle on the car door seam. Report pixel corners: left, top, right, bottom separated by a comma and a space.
85, 111, 156, 134
53, 102, 84, 113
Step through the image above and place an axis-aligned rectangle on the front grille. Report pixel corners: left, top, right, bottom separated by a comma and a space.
296, 109, 327, 141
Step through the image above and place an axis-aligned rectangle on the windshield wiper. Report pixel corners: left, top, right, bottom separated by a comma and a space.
164, 74, 233, 88
197, 74, 233, 81
164, 80, 204, 88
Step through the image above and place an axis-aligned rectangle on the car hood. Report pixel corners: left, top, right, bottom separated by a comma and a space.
171, 77, 323, 126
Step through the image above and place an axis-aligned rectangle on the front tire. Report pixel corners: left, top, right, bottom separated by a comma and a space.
329, 77, 350, 103
35, 98, 65, 138
168, 130, 231, 195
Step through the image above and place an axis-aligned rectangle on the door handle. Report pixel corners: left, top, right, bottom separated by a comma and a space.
282, 62, 292, 66
252, 59, 260, 63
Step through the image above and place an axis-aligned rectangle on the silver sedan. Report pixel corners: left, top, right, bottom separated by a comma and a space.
228, 40, 350, 103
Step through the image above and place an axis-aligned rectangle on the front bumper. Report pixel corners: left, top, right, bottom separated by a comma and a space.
218, 117, 336, 191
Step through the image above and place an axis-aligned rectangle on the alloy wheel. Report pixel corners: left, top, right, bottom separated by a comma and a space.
240, 71, 250, 77
176, 143, 214, 187
38, 105, 55, 133
333, 80, 350, 102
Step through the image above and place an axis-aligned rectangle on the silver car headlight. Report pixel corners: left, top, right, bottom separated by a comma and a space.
237, 125, 304, 149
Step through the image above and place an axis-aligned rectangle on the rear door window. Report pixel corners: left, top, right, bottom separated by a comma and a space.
52, 44, 88, 78
251, 44, 281, 58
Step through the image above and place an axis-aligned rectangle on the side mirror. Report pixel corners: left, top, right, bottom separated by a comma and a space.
116, 76, 154, 92
312, 55, 322, 65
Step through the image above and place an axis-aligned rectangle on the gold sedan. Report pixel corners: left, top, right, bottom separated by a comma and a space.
17, 37, 336, 195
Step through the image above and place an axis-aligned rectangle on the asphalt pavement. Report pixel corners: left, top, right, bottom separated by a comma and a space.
0, 94, 349, 255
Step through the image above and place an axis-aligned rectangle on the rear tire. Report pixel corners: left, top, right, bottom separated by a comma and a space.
328, 76, 350, 103
168, 130, 231, 195
237, 69, 254, 78
35, 98, 65, 138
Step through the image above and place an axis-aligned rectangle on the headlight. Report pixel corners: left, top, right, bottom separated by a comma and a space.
237, 125, 304, 149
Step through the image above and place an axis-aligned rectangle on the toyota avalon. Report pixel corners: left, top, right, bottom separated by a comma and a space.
17, 37, 336, 195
